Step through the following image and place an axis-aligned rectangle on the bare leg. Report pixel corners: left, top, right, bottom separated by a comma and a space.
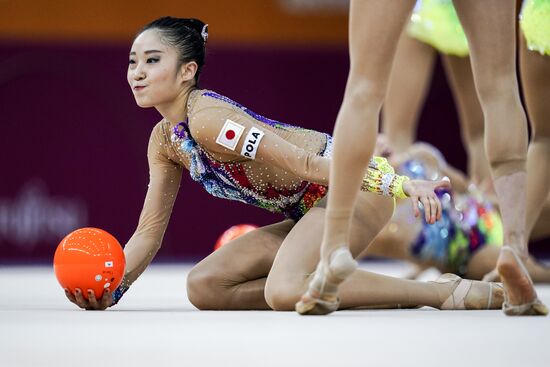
383, 33, 436, 153
311, 0, 416, 314
186, 220, 293, 310
357, 226, 414, 261
530, 194, 550, 241
358, 225, 436, 280
356, 218, 421, 262
268, 193, 502, 311
322, 0, 416, 257
441, 54, 491, 184
402, 263, 435, 280
524, 258, 550, 283
186, 195, 502, 311
520, 34, 550, 238
453, 0, 546, 315
361, 248, 435, 281
468, 245, 550, 283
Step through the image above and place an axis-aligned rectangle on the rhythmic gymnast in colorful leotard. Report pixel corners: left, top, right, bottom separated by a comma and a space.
361, 138, 550, 283
62, 17, 505, 312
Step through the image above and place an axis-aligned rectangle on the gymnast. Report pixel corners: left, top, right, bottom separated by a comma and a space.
301, 0, 547, 316
63, 17, 504, 312
361, 136, 550, 284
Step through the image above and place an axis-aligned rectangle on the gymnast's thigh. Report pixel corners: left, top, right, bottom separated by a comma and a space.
266, 192, 393, 288
190, 219, 294, 282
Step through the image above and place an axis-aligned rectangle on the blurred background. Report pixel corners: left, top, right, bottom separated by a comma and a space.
1, 0, 547, 263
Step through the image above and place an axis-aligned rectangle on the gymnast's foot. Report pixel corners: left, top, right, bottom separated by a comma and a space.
432, 273, 504, 310
497, 247, 548, 316
295, 247, 357, 315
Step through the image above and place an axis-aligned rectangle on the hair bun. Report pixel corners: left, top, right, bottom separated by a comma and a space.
200, 24, 208, 44
182, 18, 208, 44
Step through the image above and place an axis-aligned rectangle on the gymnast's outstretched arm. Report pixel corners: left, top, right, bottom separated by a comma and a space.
187, 104, 441, 205
120, 122, 183, 290
187, 104, 331, 185
64, 122, 182, 310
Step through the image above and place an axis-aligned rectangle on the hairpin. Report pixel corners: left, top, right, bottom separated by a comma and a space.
201, 24, 209, 43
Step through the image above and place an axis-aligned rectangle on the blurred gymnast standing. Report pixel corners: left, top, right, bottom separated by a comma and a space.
297, 0, 548, 316
383, 0, 550, 283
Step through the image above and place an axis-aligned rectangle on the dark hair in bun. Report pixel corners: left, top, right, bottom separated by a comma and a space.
139, 16, 208, 85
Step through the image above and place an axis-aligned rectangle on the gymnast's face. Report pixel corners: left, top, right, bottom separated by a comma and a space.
128, 29, 188, 108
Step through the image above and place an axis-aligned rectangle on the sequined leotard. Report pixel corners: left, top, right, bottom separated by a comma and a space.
116, 89, 405, 299
400, 159, 503, 276
167, 90, 332, 221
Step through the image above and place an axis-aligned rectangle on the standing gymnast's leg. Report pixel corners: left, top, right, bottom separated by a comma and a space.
383, 32, 436, 153
452, 0, 547, 315
520, 33, 550, 242
297, 0, 418, 315
441, 54, 490, 185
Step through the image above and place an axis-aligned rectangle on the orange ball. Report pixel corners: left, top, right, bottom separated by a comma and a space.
54, 228, 125, 300
214, 224, 258, 251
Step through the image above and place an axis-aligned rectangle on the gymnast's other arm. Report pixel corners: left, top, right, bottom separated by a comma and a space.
191, 107, 450, 223
391, 142, 469, 194
65, 124, 183, 310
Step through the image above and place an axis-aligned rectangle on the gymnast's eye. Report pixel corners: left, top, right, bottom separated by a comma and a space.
128, 59, 136, 65
147, 58, 159, 63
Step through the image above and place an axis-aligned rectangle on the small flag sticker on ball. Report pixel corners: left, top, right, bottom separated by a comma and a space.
53, 227, 125, 300
216, 119, 245, 151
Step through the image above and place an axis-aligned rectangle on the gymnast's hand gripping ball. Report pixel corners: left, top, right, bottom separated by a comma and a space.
214, 224, 258, 251
54, 228, 126, 300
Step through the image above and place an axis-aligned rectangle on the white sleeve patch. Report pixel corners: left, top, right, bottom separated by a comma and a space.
216, 119, 245, 151
240, 127, 265, 159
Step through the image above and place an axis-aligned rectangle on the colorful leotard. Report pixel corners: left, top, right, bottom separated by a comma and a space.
166, 90, 405, 220
520, 0, 550, 55
116, 89, 407, 297
409, 0, 550, 57
407, 0, 469, 57
168, 91, 331, 221
401, 159, 503, 276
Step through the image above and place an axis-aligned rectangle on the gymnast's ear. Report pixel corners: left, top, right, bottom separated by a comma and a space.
179, 61, 198, 83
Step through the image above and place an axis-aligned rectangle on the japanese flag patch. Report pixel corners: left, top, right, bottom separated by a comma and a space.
240, 127, 265, 159
216, 119, 245, 151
